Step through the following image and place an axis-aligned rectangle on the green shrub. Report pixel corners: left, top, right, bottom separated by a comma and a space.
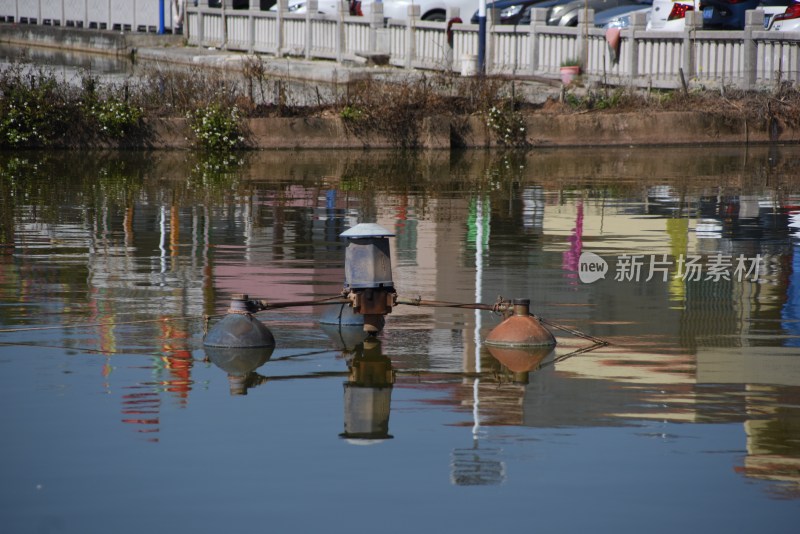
486, 104, 528, 148
90, 98, 143, 138
0, 66, 72, 147
187, 104, 246, 151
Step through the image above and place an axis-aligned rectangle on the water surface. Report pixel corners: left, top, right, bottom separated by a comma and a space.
1, 147, 799, 533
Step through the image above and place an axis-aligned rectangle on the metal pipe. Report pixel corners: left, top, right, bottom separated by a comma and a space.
253, 298, 351, 310
395, 296, 511, 312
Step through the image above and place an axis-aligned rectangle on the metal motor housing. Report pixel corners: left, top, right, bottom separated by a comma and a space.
341, 223, 396, 333
341, 223, 395, 290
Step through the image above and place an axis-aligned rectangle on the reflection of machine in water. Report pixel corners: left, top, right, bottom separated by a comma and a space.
451, 439, 505, 486
450, 371, 506, 486
205, 346, 273, 396
340, 338, 395, 442
486, 345, 555, 385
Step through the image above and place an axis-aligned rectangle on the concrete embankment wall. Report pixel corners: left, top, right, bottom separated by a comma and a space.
2, 25, 798, 149
0, 24, 183, 56
138, 113, 798, 150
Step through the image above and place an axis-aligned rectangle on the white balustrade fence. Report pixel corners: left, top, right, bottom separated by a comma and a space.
0, 0, 176, 31
1, 0, 798, 90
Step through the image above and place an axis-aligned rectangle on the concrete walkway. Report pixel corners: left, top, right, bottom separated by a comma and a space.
0, 23, 563, 105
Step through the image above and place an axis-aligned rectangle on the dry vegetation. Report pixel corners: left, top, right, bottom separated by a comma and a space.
1, 55, 799, 149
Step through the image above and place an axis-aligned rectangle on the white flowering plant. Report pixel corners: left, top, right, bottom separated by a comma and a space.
485, 104, 528, 148
0, 101, 42, 146
187, 104, 246, 151
0, 90, 61, 147
90, 98, 143, 138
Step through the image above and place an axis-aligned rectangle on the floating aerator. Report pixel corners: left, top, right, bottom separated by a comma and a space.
484, 299, 556, 348
204, 294, 276, 348
341, 223, 396, 334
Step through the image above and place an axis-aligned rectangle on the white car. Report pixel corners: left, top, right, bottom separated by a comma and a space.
646, 0, 789, 30
767, 0, 800, 29
645, 0, 697, 30
364, 0, 479, 21
276, 0, 478, 21
273, 0, 340, 15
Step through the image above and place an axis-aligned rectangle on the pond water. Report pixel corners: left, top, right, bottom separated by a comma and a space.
1, 146, 799, 533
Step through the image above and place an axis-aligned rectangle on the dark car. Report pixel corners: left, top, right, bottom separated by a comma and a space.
470, 0, 556, 24
700, 0, 792, 29
207, 0, 274, 8
545, 0, 650, 26
594, 2, 652, 28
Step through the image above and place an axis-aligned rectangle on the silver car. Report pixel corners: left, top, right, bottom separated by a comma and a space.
546, 0, 649, 26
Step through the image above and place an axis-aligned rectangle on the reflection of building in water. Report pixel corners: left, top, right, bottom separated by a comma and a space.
781, 220, 800, 347
376, 195, 478, 373
212, 185, 358, 311
741, 406, 800, 499
369, 180, 800, 494
697, 350, 800, 495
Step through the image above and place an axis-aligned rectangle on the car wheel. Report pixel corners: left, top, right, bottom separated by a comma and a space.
422, 10, 447, 22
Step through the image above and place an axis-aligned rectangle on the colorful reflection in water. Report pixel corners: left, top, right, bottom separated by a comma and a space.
0, 147, 799, 533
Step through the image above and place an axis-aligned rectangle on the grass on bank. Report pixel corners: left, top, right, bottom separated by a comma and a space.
0, 57, 798, 150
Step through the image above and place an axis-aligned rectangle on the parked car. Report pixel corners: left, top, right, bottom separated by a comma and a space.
594, 1, 651, 28
208, 0, 272, 7
546, 0, 648, 26
647, 0, 790, 30
646, 0, 697, 30
277, 0, 480, 21
469, 0, 555, 24
700, 0, 790, 29
364, 0, 482, 21
276, 0, 339, 15
767, 0, 800, 29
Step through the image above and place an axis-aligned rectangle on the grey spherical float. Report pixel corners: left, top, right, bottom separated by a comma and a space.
204, 294, 276, 349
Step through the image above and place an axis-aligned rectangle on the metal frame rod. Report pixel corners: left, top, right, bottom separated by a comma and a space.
395, 296, 511, 312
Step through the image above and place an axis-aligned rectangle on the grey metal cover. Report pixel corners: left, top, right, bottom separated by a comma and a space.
340, 223, 395, 238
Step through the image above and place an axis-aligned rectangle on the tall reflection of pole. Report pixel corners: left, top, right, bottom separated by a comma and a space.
159, 205, 167, 286
451, 196, 505, 486
473, 196, 485, 439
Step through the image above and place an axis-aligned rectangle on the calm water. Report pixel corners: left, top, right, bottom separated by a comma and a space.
1, 147, 799, 533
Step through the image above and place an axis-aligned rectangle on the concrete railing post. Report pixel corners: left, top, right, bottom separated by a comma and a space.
60, 0, 65, 27
743, 9, 763, 90
305, 0, 318, 59
486, 8, 496, 74
107, 0, 112, 31
682, 11, 701, 86
405, 5, 420, 69
369, 2, 386, 55
198, 0, 208, 46
528, 8, 546, 75
336, 0, 347, 62
277, 0, 287, 56
577, 8, 594, 72
628, 11, 647, 85
248, 0, 256, 53
445, 6, 460, 22
445, 7, 460, 70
